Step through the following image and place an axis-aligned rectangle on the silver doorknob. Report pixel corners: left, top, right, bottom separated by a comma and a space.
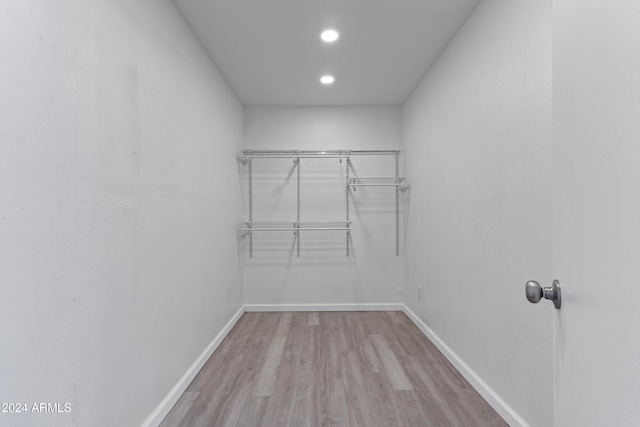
525, 280, 561, 309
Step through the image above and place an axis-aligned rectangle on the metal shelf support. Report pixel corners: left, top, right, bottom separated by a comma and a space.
248, 158, 253, 258
346, 157, 350, 257
296, 155, 301, 257
395, 151, 400, 256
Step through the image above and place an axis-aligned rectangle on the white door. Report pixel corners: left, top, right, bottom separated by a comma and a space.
553, 1, 640, 426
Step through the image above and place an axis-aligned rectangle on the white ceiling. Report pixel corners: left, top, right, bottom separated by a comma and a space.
172, 0, 480, 106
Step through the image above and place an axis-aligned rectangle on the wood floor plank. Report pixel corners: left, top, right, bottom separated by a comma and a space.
307, 311, 320, 326
253, 336, 287, 396
363, 370, 405, 426
173, 343, 252, 426
157, 391, 197, 427
275, 312, 293, 337
160, 311, 508, 427
403, 355, 466, 427
370, 334, 414, 391
291, 316, 315, 426
326, 335, 345, 398
236, 396, 269, 427
326, 394, 349, 426
396, 389, 430, 427
341, 351, 377, 427
207, 369, 253, 427
262, 313, 305, 426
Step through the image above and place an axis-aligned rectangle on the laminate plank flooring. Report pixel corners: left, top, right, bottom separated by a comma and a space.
160, 312, 508, 427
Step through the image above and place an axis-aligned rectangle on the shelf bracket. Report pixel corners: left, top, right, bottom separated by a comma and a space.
296, 158, 301, 257
346, 157, 350, 257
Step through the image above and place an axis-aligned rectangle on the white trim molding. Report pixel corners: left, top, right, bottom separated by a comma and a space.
401, 305, 528, 427
141, 306, 245, 427
244, 303, 404, 312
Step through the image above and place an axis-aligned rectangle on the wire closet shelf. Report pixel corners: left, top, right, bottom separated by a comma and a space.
238, 221, 352, 235
237, 149, 406, 257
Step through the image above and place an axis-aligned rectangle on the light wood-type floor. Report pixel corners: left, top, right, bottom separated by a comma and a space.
160, 311, 508, 427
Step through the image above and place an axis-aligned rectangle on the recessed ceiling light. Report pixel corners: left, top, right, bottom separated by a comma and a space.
321, 29, 339, 43
320, 75, 335, 85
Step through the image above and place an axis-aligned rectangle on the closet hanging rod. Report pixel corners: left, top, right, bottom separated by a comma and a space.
239, 221, 351, 230
240, 149, 399, 159
349, 178, 405, 185
238, 227, 351, 232
348, 177, 408, 190
238, 221, 351, 233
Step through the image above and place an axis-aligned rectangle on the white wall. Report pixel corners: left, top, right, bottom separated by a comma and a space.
553, 1, 640, 425
242, 107, 404, 306
402, 1, 552, 426
0, 1, 243, 426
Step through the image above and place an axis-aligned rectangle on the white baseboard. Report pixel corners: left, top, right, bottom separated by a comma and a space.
401, 304, 528, 427
141, 305, 245, 427
244, 303, 404, 312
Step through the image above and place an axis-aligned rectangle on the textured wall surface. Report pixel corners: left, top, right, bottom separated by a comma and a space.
0, 1, 243, 426
402, 1, 553, 426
